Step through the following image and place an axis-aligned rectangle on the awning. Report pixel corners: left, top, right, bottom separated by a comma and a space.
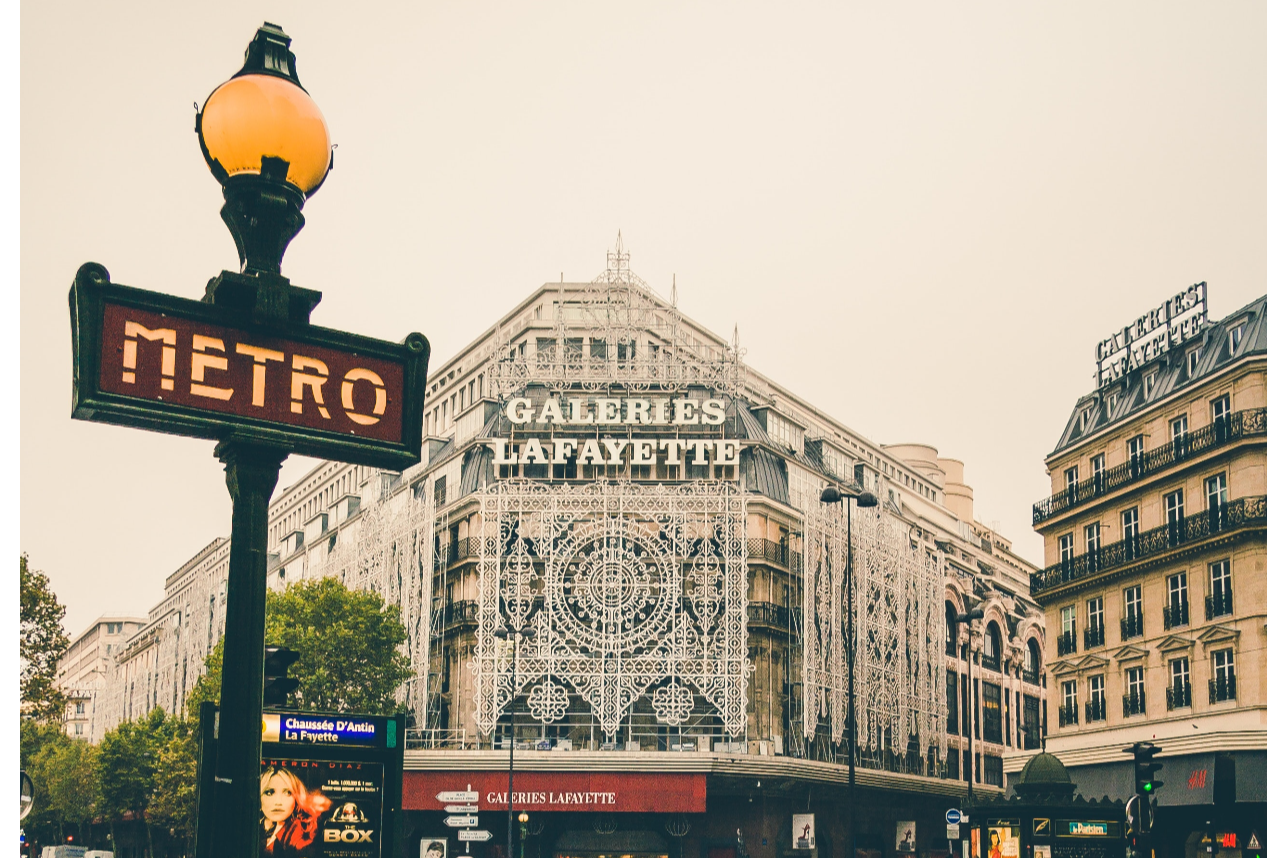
1067, 751, 1265, 807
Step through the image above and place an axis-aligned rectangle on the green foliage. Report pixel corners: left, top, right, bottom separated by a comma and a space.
97, 708, 175, 821
185, 640, 224, 711
147, 720, 199, 840
264, 577, 412, 714
20, 554, 70, 721
40, 740, 100, 825
21, 720, 78, 843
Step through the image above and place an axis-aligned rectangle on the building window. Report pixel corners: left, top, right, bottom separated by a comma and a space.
1165, 572, 1189, 628
1084, 522, 1101, 571
1085, 597, 1104, 649
1058, 533, 1074, 567
1122, 507, 1139, 560
1023, 695, 1041, 749
1024, 639, 1042, 685
946, 671, 959, 735
983, 754, 1004, 787
983, 622, 1002, 672
982, 682, 1002, 742
74, 723, 83, 736
1229, 323, 1245, 355
1207, 559, 1233, 619
1143, 371, 1158, 399
1209, 649, 1236, 703
1090, 452, 1107, 493
1165, 489, 1185, 545
1205, 472, 1228, 530
1168, 657, 1191, 709
1060, 680, 1078, 726
440, 647, 451, 693
1064, 466, 1078, 501
945, 603, 958, 657
1058, 606, 1077, 655
434, 476, 448, 506
1127, 436, 1144, 477
1170, 415, 1188, 457
947, 746, 960, 780
1086, 674, 1106, 723
1121, 586, 1143, 640
1123, 667, 1146, 716
74, 701, 85, 715
1212, 394, 1232, 442
1188, 347, 1201, 375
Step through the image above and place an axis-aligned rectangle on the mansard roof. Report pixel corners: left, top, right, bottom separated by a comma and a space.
1052, 293, 1266, 454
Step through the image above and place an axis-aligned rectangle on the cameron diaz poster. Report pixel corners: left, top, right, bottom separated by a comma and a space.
260, 758, 384, 858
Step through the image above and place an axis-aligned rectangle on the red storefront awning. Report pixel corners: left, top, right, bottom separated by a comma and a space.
404, 771, 706, 813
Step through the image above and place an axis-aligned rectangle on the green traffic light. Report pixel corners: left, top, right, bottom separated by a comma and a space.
1143, 783, 1153, 793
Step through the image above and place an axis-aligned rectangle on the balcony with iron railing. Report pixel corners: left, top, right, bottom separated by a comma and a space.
1122, 691, 1146, 717
1166, 683, 1192, 710
1057, 631, 1077, 656
1032, 408, 1266, 523
746, 601, 798, 631
1059, 705, 1078, 727
442, 538, 482, 567
1164, 601, 1189, 629
1022, 668, 1045, 686
1208, 676, 1237, 704
1084, 699, 1106, 723
1120, 614, 1144, 640
1084, 625, 1105, 649
1205, 590, 1234, 621
442, 600, 479, 628
1031, 496, 1266, 596
745, 538, 797, 570
981, 653, 1002, 672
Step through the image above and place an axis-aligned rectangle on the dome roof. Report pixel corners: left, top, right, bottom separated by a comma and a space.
1022, 752, 1072, 784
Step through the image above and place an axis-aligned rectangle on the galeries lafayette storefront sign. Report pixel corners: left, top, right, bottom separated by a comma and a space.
403, 771, 706, 813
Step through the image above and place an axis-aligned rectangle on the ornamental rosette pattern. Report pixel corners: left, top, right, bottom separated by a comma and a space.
527, 679, 571, 724
472, 480, 751, 739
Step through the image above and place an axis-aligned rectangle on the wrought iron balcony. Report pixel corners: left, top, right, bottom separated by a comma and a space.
1166, 683, 1192, 710
1084, 699, 1106, 723
1122, 691, 1146, 717
1032, 408, 1266, 523
746, 601, 797, 630
442, 599, 478, 627
1031, 496, 1266, 595
1208, 676, 1237, 704
981, 653, 1002, 672
746, 538, 793, 569
1058, 705, 1078, 727
1164, 601, 1189, 629
444, 537, 481, 566
1084, 625, 1105, 649
1205, 591, 1234, 621
1057, 631, 1077, 656
1120, 614, 1144, 640
1022, 668, 1044, 686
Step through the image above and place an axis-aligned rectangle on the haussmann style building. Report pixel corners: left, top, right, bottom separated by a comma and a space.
1002, 284, 1266, 858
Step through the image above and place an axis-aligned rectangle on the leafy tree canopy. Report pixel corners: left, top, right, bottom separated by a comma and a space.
97, 707, 174, 820
21, 554, 70, 722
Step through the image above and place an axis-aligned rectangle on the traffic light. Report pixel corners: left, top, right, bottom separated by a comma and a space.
1127, 741, 1164, 797
263, 645, 300, 708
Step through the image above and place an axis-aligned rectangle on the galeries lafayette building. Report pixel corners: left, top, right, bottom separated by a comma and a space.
281, 242, 1045, 858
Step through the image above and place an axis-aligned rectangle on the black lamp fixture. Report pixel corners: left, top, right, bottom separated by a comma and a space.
820, 484, 879, 508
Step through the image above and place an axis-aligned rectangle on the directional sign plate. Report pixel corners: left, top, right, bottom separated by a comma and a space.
458, 831, 493, 843
437, 791, 480, 804
445, 816, 479, 828
946, 809, 962, 825
445, 805, 479, 814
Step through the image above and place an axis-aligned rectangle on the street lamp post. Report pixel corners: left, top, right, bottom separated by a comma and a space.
518, 811, 530, 858
495, 625, 535, 858
955, 607, 985, 802
820, 484, 878, 858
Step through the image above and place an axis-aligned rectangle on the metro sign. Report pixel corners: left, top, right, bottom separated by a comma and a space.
69, 264, 428, 469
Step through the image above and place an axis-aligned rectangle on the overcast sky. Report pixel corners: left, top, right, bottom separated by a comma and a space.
21, 3, 1265, 637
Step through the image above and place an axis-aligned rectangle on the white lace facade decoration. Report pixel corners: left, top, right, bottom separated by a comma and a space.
799, 477, 946, 759
472, 479, 751, 739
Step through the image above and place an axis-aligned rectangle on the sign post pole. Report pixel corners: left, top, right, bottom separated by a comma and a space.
208, 440, 288, 858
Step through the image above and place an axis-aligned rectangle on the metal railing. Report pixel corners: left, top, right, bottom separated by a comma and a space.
1057, 631, 1077, 656
1031, 496, 1266, 595
746, 538, 794, 569
981, 653, 1002, 672
1208, 676, 1237, 704
1059, 705, 1078, 727
746, 601, 797, 630
1022, 668, 1044, 686
1122, 691, 1146, 717
1084, 699, 1106, 723
1120, 614, 1143, 640
1164, 601, 1189, 629
1205, 591, 1234, 620
442, 600, 479, 628
1084, 626, 1105, 649
1166, 683, 1192, 710
1032, 409, 1266, 523
442, 537, 481, 566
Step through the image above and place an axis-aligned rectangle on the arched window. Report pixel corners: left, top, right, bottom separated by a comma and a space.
946, 603, 958, 656
984, 621, 1002, 667
1026, 638, 1041, 681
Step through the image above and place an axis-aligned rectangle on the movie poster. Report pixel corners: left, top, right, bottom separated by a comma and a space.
896, 822, 917, 854
260, 758, 384, 858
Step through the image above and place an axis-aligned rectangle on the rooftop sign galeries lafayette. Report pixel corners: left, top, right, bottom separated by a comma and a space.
70, 264, 428, 469
1095, 282, 1208, 387
489, 395, 740, 475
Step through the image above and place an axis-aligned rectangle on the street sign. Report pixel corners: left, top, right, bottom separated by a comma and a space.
20, 771, 34, 820
445, 816, 479, 828
458, 831, 494, 843
69, 265, 429, 470
437, 791, 480, 804
947, 826, 961, 840
946, 809, 962, 825
444, 804, 479, 814
1248, 833, 1262, 851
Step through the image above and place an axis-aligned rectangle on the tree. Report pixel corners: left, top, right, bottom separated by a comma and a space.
98, 708, 176, 857
21, 554, 70, 721
148, 721, 198, 844
264, 577, 413, 714
21, 721, 100, 851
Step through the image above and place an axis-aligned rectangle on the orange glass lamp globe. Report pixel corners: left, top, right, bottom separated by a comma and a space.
199, 73, 331, 197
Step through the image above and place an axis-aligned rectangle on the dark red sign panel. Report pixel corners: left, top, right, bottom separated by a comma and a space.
403, 771, 706, 814
99, 303, 405, 443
